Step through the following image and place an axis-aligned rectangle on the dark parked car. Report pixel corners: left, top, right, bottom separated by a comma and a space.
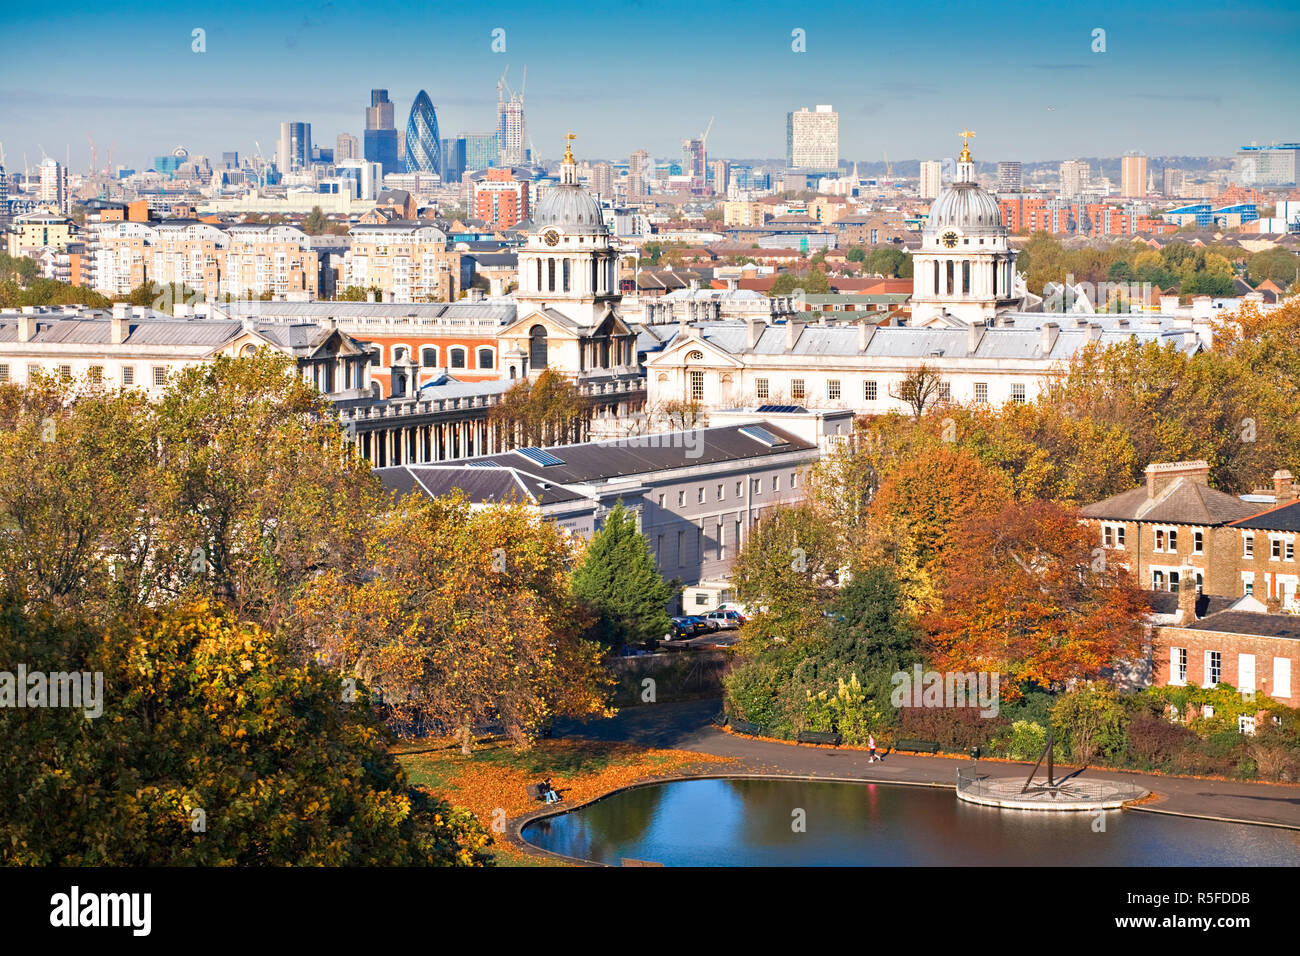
668, 616, 710, 639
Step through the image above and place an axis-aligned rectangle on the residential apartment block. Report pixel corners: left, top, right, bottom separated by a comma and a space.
342, 222, 462, 303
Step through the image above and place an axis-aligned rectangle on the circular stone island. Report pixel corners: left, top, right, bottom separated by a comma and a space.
956, 768, 1148, 811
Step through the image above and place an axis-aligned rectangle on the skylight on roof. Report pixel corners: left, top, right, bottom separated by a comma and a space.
466, 460, 503, 468
515, 448, 565, 467
739, 425, 789, 448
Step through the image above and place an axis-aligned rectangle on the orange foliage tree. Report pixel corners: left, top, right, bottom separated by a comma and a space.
926, 499, 1146, 699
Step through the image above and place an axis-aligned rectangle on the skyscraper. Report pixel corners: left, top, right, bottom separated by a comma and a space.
1121, 151, 1148, 198
364, 89, 400, 175
278, 122, 311, 173
38, 157, 69, 213
1162, 168, 1185, 198
709, 159, 730, 195
404, 90, 442, 176
336, 133, 360, 163
496, 75, 526, 167
590, 161, 614, 200
1059, 160, 1091, 199
786, 105, 838, 171
919, 161, 943, 200
461, 133, 498, 174
441, 137, 467, 183
996, 161, 1022, 192
681, 138, 706, 184
628, 149, 650, 200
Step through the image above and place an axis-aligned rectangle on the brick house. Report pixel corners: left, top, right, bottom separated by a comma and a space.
1226, 480, 1300, 610
1080, 461, 1262, 596
1149, 586, 1297, 708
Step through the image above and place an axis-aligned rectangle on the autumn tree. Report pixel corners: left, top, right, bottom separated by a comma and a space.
0, 601, 491, 865
571, 502, 675, 646
861, 444, 1011, 614
294, 492, 612, 752
490, 368, 585, 448
731, 501, 842, 649
890, 363, 947, 419
927, 499, 1146, 700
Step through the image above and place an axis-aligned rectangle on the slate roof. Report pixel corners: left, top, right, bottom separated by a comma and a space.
465, 421, 816, 484
1080, 478, 1261, 525
376, 464, 586, 507
1183, 610, 1300, 641
1232, 499, 1300, 533
1145, 590, 1235, 618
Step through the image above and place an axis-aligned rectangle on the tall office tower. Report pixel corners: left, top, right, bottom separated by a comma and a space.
628, 149, 650, 199
365, 89, 400, 175
496, 75, 527, 167
278, 122, 311, 173
997, 161, 1023, 192
221, 151, 239, 169
461, 133, 498, 174
590, 161, 614, 200
785, 105, 838, 171
336, 133, 360, 163
709, 159, 730, 195
1236, 143, 1300, 186
1059, 159, 1091, 199
38, 157, 69, 213
441, 137, 467, 183
681, 137, 706, 183
404, 90, 442, 175
0, 163, 9, 225
1162, 168, 1185, 198
919, 160, 943, 200
1121, 151, 1148, 198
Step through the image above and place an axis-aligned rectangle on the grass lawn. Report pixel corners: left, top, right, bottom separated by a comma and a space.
395, 737, 735, 866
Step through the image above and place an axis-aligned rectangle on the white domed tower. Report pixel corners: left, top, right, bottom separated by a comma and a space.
911, 131, 1020, 325
515, 132, 621, 327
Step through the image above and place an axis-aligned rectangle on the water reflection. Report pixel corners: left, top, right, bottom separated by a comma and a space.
521, 778, 1300, 867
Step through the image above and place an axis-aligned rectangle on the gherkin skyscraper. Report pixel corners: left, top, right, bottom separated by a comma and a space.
404, 90, 441, 175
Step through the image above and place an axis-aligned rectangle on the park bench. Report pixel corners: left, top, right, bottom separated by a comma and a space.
893, 738, 941, 754
729, 719, 764, 738
525, 783, 549, 802
796, 730, 842, 746
711, 711, 729, 728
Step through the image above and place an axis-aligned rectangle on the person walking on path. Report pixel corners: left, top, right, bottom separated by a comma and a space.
868, 734, 878, 763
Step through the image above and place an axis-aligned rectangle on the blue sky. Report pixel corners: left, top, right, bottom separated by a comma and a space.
2, 0, 1297, 171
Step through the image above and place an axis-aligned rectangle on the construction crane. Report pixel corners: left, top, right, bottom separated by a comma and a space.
700, 116, 714, 150
882, 150, 893, 179
252, 140, 270, 188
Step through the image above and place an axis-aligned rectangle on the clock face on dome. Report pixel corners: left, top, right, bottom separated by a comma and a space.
542, 229, 561, 246
941, 231, 959, 248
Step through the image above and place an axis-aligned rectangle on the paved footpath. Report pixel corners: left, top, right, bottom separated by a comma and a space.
554, 698, 1300, 831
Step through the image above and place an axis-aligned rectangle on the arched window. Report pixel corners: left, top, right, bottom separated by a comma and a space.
962, 260, 971, 294
420, 346, 438, 367
686, 350, 704, 361
992, 260, 998, 296
393, 346, 408, 363
477, 347, 493, 369
529, 325, 548, 369
449, 347, 466, 369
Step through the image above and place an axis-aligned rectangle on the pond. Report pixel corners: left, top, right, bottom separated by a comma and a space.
520, 777, 1300, 866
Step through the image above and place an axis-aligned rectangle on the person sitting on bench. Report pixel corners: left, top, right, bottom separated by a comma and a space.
542, 777, 560, 804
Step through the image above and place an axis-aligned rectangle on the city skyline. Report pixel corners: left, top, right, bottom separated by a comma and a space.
2, 0, 1298, 171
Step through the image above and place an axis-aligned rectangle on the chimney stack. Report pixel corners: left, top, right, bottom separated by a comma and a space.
110, 309, 129, 344
17, 315, 36, 343
859, 319, 876, 352
967, 320, 985, 355
1177, 569, 1199, 623
1274, 470, 1296, 503
1145, 460, 1210, 500
1040, 321, 1059, 356
785, 318, 805, 350
746, 317, 764, 350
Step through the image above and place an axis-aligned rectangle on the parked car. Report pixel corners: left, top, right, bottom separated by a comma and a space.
666, 617, 707, 640
703, 609, 745, 630
688, 614, 721, 632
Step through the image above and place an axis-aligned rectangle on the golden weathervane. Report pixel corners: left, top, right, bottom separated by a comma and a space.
959, 129, 976, 163
563, 131, 577, 165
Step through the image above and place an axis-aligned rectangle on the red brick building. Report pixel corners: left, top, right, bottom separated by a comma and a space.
473, 168, 530, 229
